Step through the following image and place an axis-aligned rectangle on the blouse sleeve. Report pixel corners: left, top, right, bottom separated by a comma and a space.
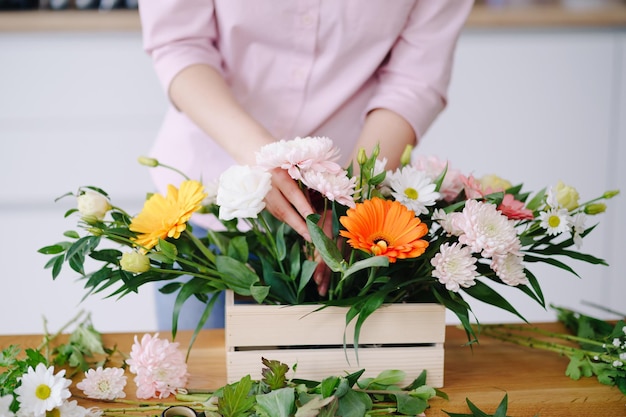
137, 0, 223, 95
365, 1, 474, 141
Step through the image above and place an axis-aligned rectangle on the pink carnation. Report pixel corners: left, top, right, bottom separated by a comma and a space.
256, 136, 342, 180
126, 333, 189, 399
497, 194, 534, 220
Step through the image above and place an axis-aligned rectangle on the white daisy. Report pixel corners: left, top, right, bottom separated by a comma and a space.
455, 199, 521, 258
76, 367, 127, 400
571, 212, 587, 248
0, 394, 15, 417
490, 253, 529, 286
539, 207, 572, 236
431, 242, 478, 292
256, 136, 342, 180
14, 363, 71, 416
300, 170, 357, 208
51, 401, 89, 417
387, 166, 440, 215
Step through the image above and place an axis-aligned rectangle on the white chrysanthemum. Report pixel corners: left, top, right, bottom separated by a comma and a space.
455, 199, 521, 258
0, 394, 15, 417
571, 212, 587, 248
14, 363, 71, 416
256, 136, 342, 180
490, 253, 528, 286
539, 207, 572, 236
387, 166, 440, 215
431, 242, 478, 292
76, 367, 127, 400
300, 170, 357, 208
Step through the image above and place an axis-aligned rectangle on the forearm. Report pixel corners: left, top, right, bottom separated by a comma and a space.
169, 64, 275, 166
352, 108, 416, 170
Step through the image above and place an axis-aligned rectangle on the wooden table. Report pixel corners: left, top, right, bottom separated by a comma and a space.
2, 323, 624, 416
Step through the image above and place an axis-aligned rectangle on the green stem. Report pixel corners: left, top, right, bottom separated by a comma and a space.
184, 230, 217, 265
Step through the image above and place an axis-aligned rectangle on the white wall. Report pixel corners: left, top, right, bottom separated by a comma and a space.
1, 26, 624, 335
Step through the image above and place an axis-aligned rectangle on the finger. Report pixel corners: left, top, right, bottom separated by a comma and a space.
264, 184, 312, 242
271, 169, 315, 219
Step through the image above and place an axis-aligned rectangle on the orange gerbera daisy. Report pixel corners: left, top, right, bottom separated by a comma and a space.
339, 198, 429, 263
130, 180, 207, 251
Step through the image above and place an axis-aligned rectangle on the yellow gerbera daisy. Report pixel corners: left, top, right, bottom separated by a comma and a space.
130, 180, 207, 251
339, 198, 429, 263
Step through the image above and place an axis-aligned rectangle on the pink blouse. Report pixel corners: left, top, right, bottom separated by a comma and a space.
138, 0, 473, 228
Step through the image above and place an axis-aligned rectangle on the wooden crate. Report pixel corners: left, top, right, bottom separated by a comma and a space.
225, 291, 446, 387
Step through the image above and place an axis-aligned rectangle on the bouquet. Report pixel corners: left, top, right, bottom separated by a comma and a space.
39, 136, 619, 346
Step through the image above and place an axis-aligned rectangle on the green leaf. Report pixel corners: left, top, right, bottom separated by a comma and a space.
255, 387, 295, 417
369, 369, 406, 386
463, 281, 528, 323
395, 392, 429, 415
342, 256, 389, 280
306, 215, 344, 272
228, 236, 250, 263
336, 389, 371, 417
250, 285, 270, 304
493, 393, 509, 417
261, 357, 289, 390
38, 244, 68, 255
294, 395, 335, 417
158, 238, 178, 261
216, 256, 260, 296
275, 223, 287, 262
320, 376, 340, 398
218, 375, 256, 417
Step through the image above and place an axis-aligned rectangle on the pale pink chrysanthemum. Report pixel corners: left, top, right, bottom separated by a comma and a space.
76, 367, 127, 400
411, 155, 464, 202
490, 253, 528, 286
432, 209, 462, 237
431, 242, 478, 292
256, 136, 342, 181
300, 169, 357, 208
126, 333, 188, 399
455, 199, 521, 258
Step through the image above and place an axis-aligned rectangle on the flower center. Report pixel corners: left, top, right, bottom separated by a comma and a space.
46, 408, 60, 417
548, 215, 561, 228
371, 238, 389, 255
404, 187, 418, 200
97, 380, 111, 392
35, 384, 51, 400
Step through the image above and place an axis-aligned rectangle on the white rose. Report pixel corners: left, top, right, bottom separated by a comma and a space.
120, 251, 150, 273
217, 165, 272, 221
77, 190, 112, 221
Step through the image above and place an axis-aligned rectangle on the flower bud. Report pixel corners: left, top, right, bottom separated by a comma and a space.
357, 148, 367, 166
77, 190, 112, 222
584, 203, 607, 215
138, 156, 159, 167
400, 145, 413, 167
603, 190, 620, 199
553, 181, 580, 211
371, 143, 380, 159
120, 251, 151, 273
87, 227, 103, 236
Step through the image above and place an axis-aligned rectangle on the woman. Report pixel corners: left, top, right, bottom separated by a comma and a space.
137, 0, 474, 329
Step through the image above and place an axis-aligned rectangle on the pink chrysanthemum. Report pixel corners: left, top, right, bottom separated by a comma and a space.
256, 136, 342, 180
454, 199, 521, 258
76, 367, 127, 400
490, 253, 529, 286
497, 194, 534, 220
300, 169, 357, 208
431, 242, 478, 292
126, 334, 188, 399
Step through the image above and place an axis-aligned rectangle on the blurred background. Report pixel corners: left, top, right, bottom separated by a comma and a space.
1, 0, 624, 335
